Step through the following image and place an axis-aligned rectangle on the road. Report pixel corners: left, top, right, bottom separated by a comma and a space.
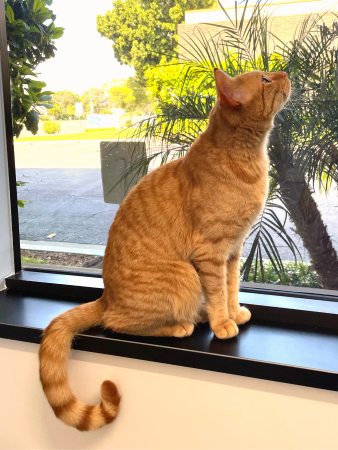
15, 140, 338, 260
15, 139, 102, 168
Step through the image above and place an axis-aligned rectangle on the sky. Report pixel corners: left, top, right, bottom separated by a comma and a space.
37, 0, 134, 95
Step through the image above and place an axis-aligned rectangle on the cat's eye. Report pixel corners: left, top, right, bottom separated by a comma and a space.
262, 76, 271, 83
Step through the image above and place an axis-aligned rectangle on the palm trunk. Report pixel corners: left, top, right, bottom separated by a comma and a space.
278, 165, 338, 290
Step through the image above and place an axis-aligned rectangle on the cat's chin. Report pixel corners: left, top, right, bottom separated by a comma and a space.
282, 91, 290, 103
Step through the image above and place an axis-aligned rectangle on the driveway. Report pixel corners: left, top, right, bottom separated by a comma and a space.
15, 140, 338, 261
17, 167, 118, 245
16, 140, 115, 245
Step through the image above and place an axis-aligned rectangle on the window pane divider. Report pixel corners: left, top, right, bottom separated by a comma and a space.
0, 0, 21, 273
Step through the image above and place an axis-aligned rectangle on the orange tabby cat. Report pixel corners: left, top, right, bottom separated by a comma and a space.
39, 69, 290, 431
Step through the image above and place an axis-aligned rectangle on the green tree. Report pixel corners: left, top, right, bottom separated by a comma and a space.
50, 90, 79, 118
107, 77, 151, 118
146, 62, 214, 105
96, 0, 216, 82
146, 63, 183, 103
119, 2, 338, 290
81, 88, 108, 114
5, 0, 64, 137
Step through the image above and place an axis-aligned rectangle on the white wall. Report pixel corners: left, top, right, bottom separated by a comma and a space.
0, 60, 14, 290
1, 338, 338, 450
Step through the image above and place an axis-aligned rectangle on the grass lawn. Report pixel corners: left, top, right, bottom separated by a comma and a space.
21, 256, 46, 264
15, 128, 134, 142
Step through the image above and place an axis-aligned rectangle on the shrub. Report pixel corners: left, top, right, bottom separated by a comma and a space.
241, 259, 322, 289
42, 121, 61, 134
57, 113, 75, 120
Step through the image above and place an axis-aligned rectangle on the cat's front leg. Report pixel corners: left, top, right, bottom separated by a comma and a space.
192, 248, 238, 339
227, 251, 251, 326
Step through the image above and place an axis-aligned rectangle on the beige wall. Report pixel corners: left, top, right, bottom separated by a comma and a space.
184, 0, 337, 23
178, 3, 338, 60
1, 337, 338, 450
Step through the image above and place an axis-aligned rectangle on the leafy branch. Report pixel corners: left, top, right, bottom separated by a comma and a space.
5, 0, 64, 137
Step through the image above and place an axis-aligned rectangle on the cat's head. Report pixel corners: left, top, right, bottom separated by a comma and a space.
213, 69, 290, 128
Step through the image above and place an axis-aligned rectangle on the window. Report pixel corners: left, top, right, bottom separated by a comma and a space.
2, 0, 338, 298
1, 0, 338, 394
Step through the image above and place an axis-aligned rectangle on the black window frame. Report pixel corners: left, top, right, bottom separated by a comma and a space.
0, 0, 338, 348
1, 0, 338, 307
0, 0, 21, 274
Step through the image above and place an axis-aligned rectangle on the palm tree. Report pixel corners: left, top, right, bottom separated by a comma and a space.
114, 0, 338, 289
269, 16, 338, 289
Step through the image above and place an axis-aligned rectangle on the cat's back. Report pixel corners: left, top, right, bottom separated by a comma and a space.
112, 157, 187, 229
103, 157, 193, 274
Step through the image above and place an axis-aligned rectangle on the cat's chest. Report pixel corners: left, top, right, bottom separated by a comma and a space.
192, 169, 268, 242
215, 178, 267, 219
200, 168, 268, 209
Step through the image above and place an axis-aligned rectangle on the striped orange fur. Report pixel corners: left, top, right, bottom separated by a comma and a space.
39, 69, 290, 430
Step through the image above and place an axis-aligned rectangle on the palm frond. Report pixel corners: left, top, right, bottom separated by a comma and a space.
241, 192, 302, 282
108, 0, 338, 282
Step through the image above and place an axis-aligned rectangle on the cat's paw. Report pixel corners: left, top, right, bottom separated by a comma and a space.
212, 319, 238, 339
173, 322, 195, 337
234, 306, 251, 325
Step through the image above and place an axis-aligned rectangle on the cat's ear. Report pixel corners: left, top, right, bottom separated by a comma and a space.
214, 68, 244, 107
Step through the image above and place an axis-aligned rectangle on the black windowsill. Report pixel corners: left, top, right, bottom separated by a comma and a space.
6, 271, 338, 329
1, 282, 338, 393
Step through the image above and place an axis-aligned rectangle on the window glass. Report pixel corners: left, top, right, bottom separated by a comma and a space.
7, 0, 338, 292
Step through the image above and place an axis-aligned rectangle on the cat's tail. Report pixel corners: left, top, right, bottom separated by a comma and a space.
39, 299, 121, 431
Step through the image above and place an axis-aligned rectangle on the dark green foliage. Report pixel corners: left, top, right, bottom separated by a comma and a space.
5, 0, 64, 137
96, 0, 216, 81
24, 109, 39, 134
241, 260, 322, 289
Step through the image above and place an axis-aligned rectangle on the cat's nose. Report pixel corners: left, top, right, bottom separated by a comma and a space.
281, 72, 288, 78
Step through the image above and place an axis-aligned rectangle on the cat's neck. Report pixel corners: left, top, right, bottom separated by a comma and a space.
202, 116, 271, 156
